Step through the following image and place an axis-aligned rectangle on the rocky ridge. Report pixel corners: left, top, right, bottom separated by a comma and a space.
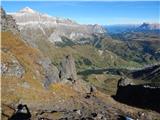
0, 7, 19, 34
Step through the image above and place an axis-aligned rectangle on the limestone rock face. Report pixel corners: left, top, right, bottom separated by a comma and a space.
38, 58, 60, 87
0, 7, 19, 34
59, 55, 77, 81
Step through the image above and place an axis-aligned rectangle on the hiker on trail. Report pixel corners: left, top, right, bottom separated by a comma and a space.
9, 104, 31, 120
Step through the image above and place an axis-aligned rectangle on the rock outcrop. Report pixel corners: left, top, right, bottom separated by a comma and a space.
115, 78, 160, 112
116, 64, 160, 112
38, 58, 60, 88
1, 56, 25, 78
59, 55, 77, 81
0, 7, 19, 34
59, 55, 96, 94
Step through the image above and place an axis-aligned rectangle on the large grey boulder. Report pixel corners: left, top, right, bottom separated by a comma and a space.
59, 55, 77, 81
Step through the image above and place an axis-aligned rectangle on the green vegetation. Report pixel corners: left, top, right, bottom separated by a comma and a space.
99, 36, 160, 65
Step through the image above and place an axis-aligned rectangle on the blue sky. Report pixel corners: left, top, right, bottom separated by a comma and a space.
1, 1, 160, 25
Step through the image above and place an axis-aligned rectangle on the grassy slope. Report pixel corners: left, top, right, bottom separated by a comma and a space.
1, 32, 55, 104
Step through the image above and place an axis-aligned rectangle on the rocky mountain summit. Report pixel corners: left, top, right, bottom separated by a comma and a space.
11, 7, 77, 25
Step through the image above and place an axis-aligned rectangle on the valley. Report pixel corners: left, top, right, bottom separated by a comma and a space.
1, 4, 160, 120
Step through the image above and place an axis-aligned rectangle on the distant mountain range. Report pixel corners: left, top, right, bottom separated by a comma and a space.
138, 22, 160, 30
106, 23, 160, 34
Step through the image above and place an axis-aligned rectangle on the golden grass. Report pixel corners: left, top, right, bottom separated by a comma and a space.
1, 32, 81, 104
1, 32, 48, 102
50, 83, 77, 99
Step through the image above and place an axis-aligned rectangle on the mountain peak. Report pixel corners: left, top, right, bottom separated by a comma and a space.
139, 22, 160, 30
19, 7, 36, 14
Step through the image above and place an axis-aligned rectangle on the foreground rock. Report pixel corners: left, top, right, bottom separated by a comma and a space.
115, 77, 160, 113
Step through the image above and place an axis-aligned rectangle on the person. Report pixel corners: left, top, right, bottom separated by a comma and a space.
9, 104, 31, 120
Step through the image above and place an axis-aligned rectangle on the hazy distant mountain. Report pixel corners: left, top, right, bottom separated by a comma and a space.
9, 7, 106, 46
106, 24, 138, 33
137, 22, 160, 31
107, 23, 160, 34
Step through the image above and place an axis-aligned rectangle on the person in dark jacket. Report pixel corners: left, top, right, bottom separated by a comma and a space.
9, 104, 31, 120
